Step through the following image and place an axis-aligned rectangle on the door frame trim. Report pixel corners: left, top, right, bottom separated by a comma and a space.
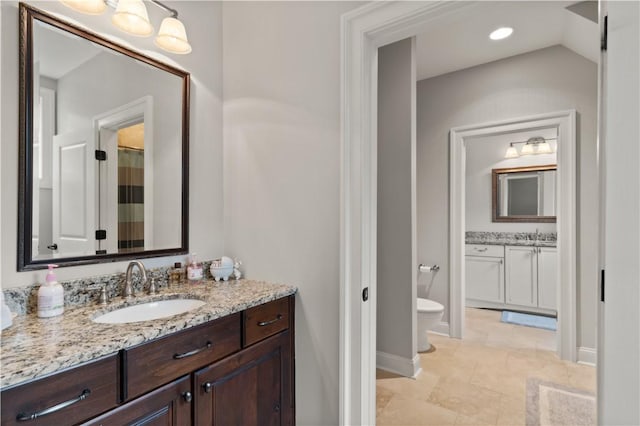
449, 110, 577, 363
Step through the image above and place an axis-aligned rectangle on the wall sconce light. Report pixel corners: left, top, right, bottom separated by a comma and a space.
61, 0, 192, 54
504, 136, 555, 158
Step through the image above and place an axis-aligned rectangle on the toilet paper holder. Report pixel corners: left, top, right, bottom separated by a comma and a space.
418, 264, 440, 273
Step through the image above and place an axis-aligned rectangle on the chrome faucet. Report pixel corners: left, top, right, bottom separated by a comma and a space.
123, 261, 148, 298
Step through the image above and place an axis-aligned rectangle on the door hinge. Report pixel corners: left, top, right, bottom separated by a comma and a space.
362, 287, 369, 302
95, 150, 107, 161
600, 269, 605, 302
95, 229, 107, 240
601, 15, 608, 51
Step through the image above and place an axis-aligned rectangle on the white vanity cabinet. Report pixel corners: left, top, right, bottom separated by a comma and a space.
505, 245, 557, 312
465, 243, 557, 315
465, 245, 505, 305
537, 247, 558, 310
505, 246, 538, 308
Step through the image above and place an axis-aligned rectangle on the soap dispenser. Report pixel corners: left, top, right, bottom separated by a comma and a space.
187, 254, 203, 284
38, 264, 64, 318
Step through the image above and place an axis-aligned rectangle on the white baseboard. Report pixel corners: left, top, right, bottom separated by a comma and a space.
377, 351, 422, 378
577, 347, 597, 366
428, 321, 450, 337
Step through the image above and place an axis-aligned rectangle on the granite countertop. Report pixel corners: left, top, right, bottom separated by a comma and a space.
0, 279, 297, 390
465, 231, 557, 248
465, 238, 557, 247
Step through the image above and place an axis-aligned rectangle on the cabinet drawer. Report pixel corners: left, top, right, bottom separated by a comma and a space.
244, 297, 290, 347
465, 244, 504, 257
0, 354, 118, 426
125, 313, 241, 400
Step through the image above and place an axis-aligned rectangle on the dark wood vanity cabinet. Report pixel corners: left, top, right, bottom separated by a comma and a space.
83, 375, 192, 426
0, 296, 295, 426
194, 331, 292, 426
0, 354, 119, 426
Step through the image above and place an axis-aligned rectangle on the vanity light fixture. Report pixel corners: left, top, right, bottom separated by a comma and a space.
504, 144, 519, 159
489, 27, 513, 41
60, 0, 192, 54
61, 0, 106, 15
504, 136, 555, 158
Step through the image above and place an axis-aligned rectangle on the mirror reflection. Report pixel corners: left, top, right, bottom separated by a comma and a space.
20, 4, 189, 269
492, 165, 557, 223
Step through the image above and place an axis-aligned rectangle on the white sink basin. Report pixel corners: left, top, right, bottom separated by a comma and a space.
93, 299, 206, 324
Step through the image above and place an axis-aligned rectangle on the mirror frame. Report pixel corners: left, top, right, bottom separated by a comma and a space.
18, 3, 190, 270
491, 164, 557, 223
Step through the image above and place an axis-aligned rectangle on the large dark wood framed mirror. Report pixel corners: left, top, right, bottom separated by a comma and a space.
492, 164, 557, 223
18, 3, 190, 270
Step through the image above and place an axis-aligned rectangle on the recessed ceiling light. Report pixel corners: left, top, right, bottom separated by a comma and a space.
489, 27, 513, 41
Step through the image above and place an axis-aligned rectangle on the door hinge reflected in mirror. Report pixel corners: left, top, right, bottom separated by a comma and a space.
95, 229, 107, 240
95, 150, 107, 161
362, 287, 369, 302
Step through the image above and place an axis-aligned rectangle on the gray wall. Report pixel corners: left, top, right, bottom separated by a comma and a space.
222, 2, 362, 424
376, 38, 417, 364
465, 131, 557, 233
1, 0, 224, 287
417, 45, 598, 350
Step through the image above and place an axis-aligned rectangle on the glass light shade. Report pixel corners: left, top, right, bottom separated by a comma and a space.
112, 0, 153, 37
155, 17, 192, 54
520, 143, 534, 155
61, 0, 106, 15
536, 141, 552, 154
504, 146, 519, 159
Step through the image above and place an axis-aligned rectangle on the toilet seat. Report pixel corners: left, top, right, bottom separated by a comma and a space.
417, 298, 444, 313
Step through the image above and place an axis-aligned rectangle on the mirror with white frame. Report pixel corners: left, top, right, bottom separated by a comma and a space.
492, 165, 557, 223
18, 4, 190, 270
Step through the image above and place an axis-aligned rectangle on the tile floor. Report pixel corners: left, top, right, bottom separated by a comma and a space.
376, 308, 596, 425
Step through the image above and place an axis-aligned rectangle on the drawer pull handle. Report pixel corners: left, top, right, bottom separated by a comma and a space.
173, 341, 212, 359
17, 389, 91, 421
258, 314, 283, 327
203, 382, 213, 393
475, 248, 488, 252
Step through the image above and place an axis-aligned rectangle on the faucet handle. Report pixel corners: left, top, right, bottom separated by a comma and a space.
87, 284, 108, 305
148, 279, 157, 295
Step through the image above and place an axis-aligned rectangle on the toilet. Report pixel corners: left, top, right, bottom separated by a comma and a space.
417, 298, 445, 352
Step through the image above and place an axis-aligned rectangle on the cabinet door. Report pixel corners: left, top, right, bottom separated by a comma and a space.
505, 246, 538, 307
537, 247, 558, 310
83, 376, 192, 426
194, 331, 292, 426
465, 256, 504, 304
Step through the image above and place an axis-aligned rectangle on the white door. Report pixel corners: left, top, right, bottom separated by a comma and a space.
465, 256, 504, 304
599, 1, 640, 423
537, 247, 557, 311
52, 129, 96, 257
505, 246, 537, 307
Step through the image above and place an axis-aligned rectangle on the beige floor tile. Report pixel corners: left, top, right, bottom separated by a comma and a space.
377, 369, 440, 402
496, 394, 526, 426
377, 308, 596, 424
427, 377, 502, 424
377, 395, 458, 426
567, 361, 597, 392
377, 385, 395, 417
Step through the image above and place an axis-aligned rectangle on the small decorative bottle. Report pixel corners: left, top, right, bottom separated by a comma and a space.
169, 262, 183, 286
187, 254, 203, 284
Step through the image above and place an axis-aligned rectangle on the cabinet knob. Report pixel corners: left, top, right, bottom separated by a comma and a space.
202, 382, 212, 393
273, 403, 280, 412
182, 391, 193, 403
